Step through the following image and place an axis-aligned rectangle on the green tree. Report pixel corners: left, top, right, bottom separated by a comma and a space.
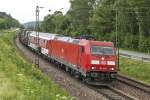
41, 11, 71, 34
0, 12, 20, 29
41, 14, 56, 33
67, 0, 95, 34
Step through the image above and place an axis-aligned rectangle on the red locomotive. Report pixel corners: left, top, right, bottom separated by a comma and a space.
19, 31, 117, 85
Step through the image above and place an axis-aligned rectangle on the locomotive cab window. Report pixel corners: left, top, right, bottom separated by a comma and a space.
91, 46, 114, 55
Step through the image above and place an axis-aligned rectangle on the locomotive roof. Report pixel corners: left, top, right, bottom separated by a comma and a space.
55, 35, 72, 42
68, 39, 80, 44
79, 39, 114, 46
90, 41, 114, 46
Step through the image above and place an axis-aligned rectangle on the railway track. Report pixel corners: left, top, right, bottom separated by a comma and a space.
95, 86, 136, 100
112, 74, 150, 100
117, 74, 150, 94
88, 74, 150, 100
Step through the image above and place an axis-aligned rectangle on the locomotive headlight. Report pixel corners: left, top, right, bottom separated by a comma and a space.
107, 61, 115, 65
91, 66, 96, 70
101, 57, 105, 60
91, 60, 100, 64
111, 68, 115, 71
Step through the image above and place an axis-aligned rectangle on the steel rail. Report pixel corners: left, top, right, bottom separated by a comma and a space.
91, 86, 137, 100
117, 74, 150, 94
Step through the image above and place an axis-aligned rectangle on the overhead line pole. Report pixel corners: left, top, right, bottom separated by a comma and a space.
115, 9, 120, 71
114, 7, 150, 71
35, 6, 43, 67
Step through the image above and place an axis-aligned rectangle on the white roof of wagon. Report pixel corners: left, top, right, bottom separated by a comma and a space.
30, 31, 57, 40
68, 39, 80, 44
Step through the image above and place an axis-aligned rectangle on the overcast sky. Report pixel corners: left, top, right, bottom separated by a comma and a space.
0, 0, 70, 23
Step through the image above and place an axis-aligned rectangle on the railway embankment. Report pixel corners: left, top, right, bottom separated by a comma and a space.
0, 30, 74, 100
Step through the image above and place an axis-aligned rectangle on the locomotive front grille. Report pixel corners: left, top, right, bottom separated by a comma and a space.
88, 71, 117, 81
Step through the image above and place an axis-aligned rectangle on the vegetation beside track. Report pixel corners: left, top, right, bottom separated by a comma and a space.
120, 57, 150, 84
0, 30, 74, 100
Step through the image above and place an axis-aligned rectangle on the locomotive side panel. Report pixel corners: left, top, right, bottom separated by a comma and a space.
65, 43, 80, 66
49, 40, 81, 69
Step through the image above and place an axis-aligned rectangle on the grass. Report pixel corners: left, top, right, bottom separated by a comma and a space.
119, 57, 150, 84
0, 30, 74, 100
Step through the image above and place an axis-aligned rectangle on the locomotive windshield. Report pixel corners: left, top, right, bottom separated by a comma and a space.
91, 46, 114, 55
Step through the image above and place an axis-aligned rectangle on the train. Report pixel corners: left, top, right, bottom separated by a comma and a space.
19, 30, 117, 85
